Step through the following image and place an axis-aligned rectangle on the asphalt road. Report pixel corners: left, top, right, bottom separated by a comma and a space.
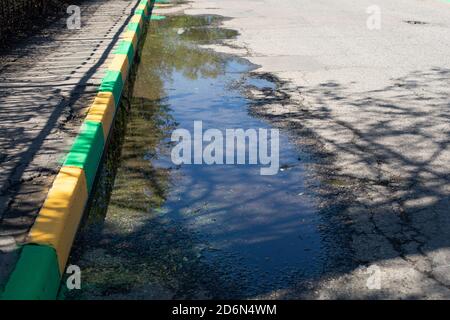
186, 0, 450, 299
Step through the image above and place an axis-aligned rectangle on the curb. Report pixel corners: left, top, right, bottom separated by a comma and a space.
1, 0, 156, 300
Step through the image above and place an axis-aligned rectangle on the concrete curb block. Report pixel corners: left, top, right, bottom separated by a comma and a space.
1, 0, 156, 300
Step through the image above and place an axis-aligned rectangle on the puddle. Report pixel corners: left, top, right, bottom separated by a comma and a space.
64, 14, 330, 299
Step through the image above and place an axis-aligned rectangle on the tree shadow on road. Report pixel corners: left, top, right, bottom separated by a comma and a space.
246, 66, 450, 298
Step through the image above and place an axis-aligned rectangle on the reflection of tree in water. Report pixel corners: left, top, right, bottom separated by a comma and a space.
65, 93, 230, 300
111, 97, 176, 212
63, 16, 245, 299
119, 15, 236, 211
133, 15, 235, 99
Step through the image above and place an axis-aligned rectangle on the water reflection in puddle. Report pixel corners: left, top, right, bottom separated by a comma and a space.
65, 14, 328, 299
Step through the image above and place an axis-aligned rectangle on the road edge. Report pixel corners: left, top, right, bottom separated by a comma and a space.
0, 0, 157, 300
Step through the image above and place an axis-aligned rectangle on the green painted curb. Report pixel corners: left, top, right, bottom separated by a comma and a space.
140, 0, 151, 9
99, 70, 125, 107
64, 121, 105, 193
135, 9, 146, 16
0, 0, 154, 300
1, 245, 60, 300
114, 40, 135, 72
127, 22, 141, 37
134, 8, 147, 19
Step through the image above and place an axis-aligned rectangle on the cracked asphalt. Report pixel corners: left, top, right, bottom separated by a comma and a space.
186, 0, 450, 298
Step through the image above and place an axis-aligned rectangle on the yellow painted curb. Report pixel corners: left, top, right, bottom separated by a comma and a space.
28, 167, 88, 273
85, 92, 116, 139
121, 30, 138, 50
2, 0, 154, 300
130, 14, 144, 29
137, 4, 148, 16
108, 54, 129, 83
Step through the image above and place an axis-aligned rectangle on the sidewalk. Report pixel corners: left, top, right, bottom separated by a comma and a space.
0, 0, 141, 288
